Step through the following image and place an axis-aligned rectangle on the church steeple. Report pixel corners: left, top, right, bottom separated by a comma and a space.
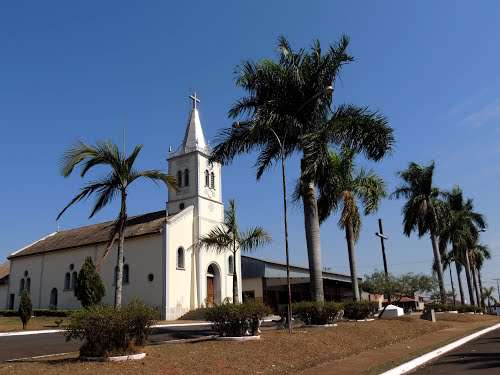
181, 93, 207, 153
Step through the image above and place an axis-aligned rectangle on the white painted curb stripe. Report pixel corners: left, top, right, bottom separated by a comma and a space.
378, 322, 500, 375
0, 329, 63, 337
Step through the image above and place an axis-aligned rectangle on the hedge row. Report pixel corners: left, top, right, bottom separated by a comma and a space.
205, 302, 272, 337
291, 301, 379, 324
425, 303, 484, 314
0, 309, 75, 317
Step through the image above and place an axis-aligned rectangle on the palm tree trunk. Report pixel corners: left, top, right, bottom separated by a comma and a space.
449, 267, 456, 306
464, 249, 476, 306
472, 267, 481, 309
114, 191, 127, 309
455, 261, 465, 305
301, 160, 324, 302
478, 269, 484, 308
232, 247, 239, 304
345, 222, 360, 301
430, 233, 446, 303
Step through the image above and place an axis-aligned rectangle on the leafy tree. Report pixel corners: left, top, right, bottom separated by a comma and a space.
199, 199, 271, 303
57, 141, 176, 308
317, 149, 386, 301
75, 257, 106, 308
18, 289, 32, 330
211, 36, 394, 302
391, 162, 446, 303
439, 186, 486, 306
362, 271, 436, 319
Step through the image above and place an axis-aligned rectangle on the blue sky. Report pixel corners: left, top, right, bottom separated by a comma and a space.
1, 1, 499, 294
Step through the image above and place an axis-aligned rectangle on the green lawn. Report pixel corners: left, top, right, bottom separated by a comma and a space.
0, 316, 68, 332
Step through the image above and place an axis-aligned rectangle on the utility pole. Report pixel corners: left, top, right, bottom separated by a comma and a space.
375, 218, 389, 276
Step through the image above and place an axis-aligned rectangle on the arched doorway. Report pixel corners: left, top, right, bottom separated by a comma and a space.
206, 263, 221, 306
49, 288, 58, 310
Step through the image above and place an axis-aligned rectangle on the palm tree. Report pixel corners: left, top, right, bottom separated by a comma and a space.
439, 187, 486, 306
482, 287, 496, 313
199, 199, 271, 303
210, 36, 394, 302
391, 162, 446, 303
57, 141, 175, 308
470, 243, 491, 307
434, 248, 457, 305
316, 149, 386, 301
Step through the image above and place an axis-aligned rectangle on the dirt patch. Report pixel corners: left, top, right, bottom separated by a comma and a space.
1, 315, 498, 375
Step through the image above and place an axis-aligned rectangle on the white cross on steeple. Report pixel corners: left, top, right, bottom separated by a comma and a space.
189, 92, 200, 109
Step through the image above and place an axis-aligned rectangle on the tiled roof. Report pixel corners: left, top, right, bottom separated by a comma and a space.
8, 210, 168, 260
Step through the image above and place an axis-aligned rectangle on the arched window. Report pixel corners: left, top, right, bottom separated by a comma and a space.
184, 169, 189, 187
71, 271, 78, 290
26, 278, 31, 293
210, 172, 215, 189
177, 170, 182, 187
179, 203, 185, 210
123, 264, 130, 284
177, 247, 185, 269
64, 272, 71, 290
228, 255, 234, 275
204, 170, 209, 187
19, 279, 25, 294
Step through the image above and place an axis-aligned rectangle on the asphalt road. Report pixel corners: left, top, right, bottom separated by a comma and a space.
0, 325, 215, 361
412, 327, 500, 374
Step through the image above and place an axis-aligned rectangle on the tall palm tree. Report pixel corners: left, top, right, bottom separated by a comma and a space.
434, 248, 457, 305
391, 162, 446, 303
470, 243, 491, 307
316, 149, 386, 301
210, 36, 394, 302
57, 141, 175, 308
440, 187, 486, 306
199, 199, 271, 303
482, 287, 496, 312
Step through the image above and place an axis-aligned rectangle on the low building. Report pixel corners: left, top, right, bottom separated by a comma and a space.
241, 256, 358, 310
0, 262, 9, 308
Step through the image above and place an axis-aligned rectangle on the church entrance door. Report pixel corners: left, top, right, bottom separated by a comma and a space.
206, 263, 220, 306
207, 276, 214, 306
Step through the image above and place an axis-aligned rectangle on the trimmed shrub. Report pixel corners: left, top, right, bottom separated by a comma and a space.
292, 301, 344, 325
205, 302, 272, 337
65, 300, 158, 357
343, 301, 378, 320
34, 309, 74, 317
0, 309, 19, 317
75, 257, 105, 308
18, 290, 33, 330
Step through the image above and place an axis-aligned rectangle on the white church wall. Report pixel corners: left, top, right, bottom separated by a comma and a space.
8, 233, 163, 310
166, 207, 195, 319
8, 254, 44, 309
0, 284, 8, 309
95, 234, 164, 309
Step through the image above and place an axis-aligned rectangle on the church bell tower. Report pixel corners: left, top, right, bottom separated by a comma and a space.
167, 93, 223, 223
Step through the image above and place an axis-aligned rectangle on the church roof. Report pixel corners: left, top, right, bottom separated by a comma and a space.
182, 106, 207, 153
8, 210, 169, 260
180, 93, 208, 154
0, 262, 9, 284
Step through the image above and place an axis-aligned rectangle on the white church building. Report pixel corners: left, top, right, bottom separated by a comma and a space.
2, 95, 240, 319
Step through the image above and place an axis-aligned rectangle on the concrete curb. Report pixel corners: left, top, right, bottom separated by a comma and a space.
378, 322, 500, 375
